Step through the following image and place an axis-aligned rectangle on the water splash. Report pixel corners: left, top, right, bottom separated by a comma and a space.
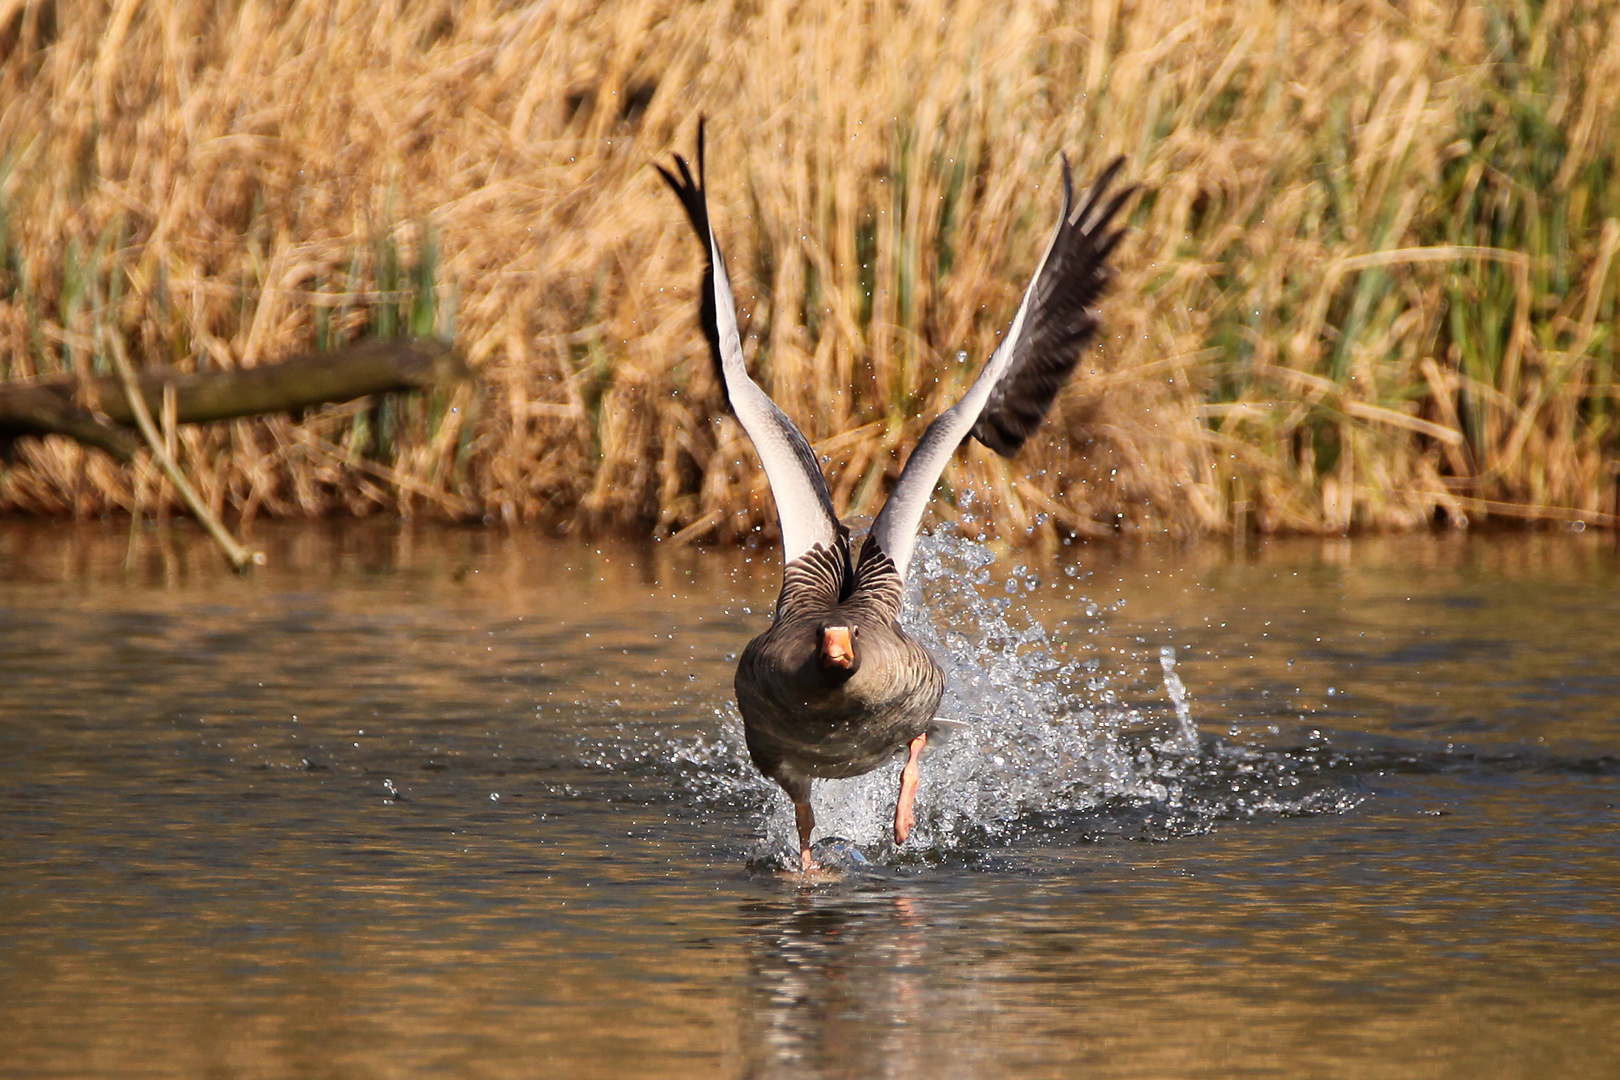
1160, 646, 1199, 754
748, 532, 1181, 861
591, 532, 1362, 868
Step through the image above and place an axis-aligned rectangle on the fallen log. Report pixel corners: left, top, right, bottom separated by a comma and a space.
0, 382, 140, 460
0, 337, 468, 462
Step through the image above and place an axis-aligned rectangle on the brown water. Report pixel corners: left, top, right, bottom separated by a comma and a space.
1, 521, 1617, 1079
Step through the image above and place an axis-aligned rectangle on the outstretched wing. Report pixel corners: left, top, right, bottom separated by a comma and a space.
656, 123, 841, 566
869, 156, 1133, 581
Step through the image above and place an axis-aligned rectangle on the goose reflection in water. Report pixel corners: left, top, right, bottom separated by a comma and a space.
740, 892, 938, 1076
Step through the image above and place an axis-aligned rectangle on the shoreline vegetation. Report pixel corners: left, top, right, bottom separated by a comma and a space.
1, 0, 1618, 546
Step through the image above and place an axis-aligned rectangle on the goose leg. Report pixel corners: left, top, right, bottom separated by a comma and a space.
893, 732, 928, 844
794, 800, 817, 873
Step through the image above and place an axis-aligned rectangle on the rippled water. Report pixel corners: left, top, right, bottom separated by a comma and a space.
2, 521, 1617, 1078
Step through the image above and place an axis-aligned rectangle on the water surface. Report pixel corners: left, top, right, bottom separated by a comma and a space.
2, 522, 1617, 1078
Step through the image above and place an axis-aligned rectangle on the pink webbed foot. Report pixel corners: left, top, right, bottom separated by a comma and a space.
893, 732, 928, 845
795, 800, 817, 874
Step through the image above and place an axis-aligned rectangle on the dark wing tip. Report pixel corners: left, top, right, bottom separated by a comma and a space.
655, 154, 707, 237
657, 120, 729, 409
969, 154, 1136, 459
654, 116, 715, 237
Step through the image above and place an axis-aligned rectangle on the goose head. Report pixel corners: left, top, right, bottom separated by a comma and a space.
816, 624, 861, 683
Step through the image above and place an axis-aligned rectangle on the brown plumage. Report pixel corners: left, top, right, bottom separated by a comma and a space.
734, 530, 941, 802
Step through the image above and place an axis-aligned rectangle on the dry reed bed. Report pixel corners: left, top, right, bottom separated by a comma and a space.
1, 0, 1617, 541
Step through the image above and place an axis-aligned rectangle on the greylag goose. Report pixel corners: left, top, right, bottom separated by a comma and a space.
657, 125, 1133, 873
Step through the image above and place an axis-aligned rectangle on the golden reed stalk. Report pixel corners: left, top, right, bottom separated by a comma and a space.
1, 0, 1617, 538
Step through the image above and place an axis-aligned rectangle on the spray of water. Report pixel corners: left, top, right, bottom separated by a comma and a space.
596, 532, 1361, 868
1160, 645, 1200, 753
744, 532, 1199, 862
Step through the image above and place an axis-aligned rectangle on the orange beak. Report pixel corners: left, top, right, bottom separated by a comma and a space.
819, 626, 856, 669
